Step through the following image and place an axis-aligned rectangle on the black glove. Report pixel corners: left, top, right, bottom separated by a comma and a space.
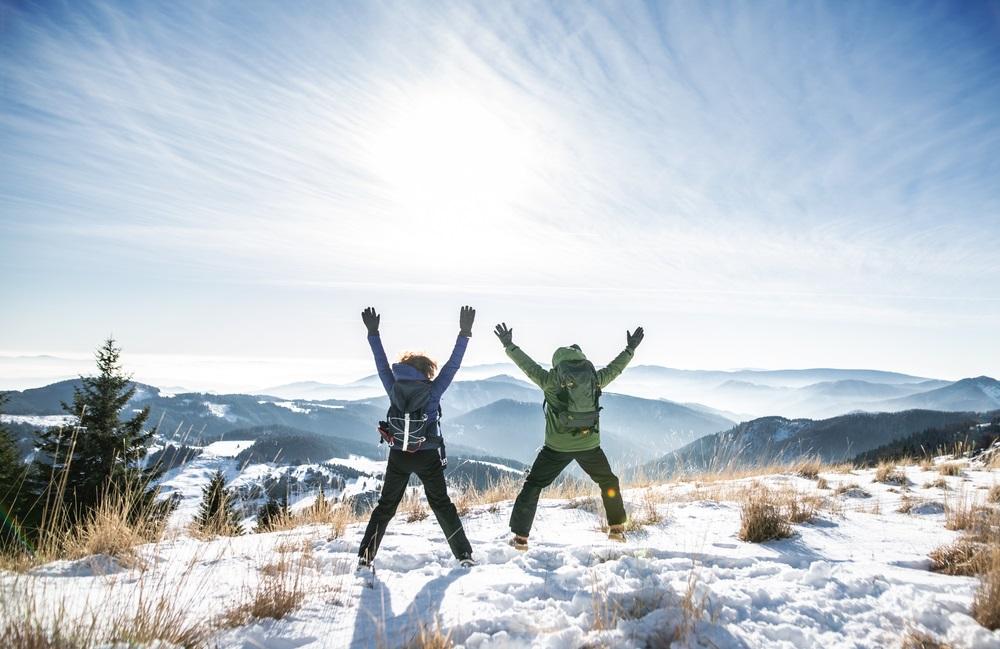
361, 307, 380, 336
459, 305, 476, 337
494, 322, 513, 347
626, 326, 644, 352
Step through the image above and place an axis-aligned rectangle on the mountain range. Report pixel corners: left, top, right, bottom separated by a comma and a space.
643, 408, 999, 477
4, 369, 999, 471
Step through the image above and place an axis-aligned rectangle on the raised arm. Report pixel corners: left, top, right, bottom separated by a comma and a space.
430, 306, 475, 398
596, 326, 643, 389
494, 323, 548, 389
362, 307, 394, 395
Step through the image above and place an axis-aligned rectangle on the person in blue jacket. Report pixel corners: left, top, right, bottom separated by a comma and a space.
356, 305, 476, 568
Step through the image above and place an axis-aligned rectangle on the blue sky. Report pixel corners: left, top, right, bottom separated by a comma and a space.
1, 0, 999, 389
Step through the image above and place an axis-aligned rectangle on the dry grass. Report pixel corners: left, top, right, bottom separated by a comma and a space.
546, 477, 593, 500
988, 485, 1000, 504
834, 482, 871, 498
923, 478, 949, 490
219, 550, 312, 628
938, 462, 964, 477
449, 476, 521, 516
405, 616, 455, 649
0, 541, 219, 649
816, 477, 829, 490
452, 482, 476, 517
590, 568, 701, 644
902, 630, 953, 649
738, 484, 792, 543
566, 496, 601, 513
874, 462, 908, 486
402, 490, 429, 523
779, 490, 821, 524
944, 494, 991, 532
973, 554, 1000, 630
792, 457, 822, 480
1, 477, 168, 572
596, 489, 665, 534
929, 539, 993, 576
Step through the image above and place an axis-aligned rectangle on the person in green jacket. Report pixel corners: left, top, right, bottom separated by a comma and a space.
493, 322, 644, 549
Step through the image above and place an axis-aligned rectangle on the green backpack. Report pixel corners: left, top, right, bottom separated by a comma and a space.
550, 359, 602, 435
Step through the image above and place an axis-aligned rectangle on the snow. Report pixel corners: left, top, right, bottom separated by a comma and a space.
204, 440, 256, 458
273, 401, 312, 414
326, 454, 387, 475
771, 421, 808, 442
981, 383, 1000, 403
203, 401, 235, 420
4, 464, 999, 648
0, 414, 77, 427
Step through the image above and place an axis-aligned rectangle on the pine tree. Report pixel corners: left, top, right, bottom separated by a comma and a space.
0, 393, 33, 551
311, 485, 329, 515
255, 497, 282, 532
32, 338, 164, 523
196, 470, 244, 536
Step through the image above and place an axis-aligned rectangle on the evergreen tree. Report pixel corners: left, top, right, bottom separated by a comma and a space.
32, 338, 165, 524
0, 393, 33, 551
311, 485, 329, 516
255, 496, 285, 532
196, 470, 244, 536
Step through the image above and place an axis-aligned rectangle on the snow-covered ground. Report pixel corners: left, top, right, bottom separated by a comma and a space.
3, 463, 999, 648
0, 413, 76, 427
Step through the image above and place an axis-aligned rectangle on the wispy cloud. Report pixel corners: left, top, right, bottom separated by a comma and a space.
1, 0, 999, 378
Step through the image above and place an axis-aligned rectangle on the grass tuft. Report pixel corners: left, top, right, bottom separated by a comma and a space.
938, 462, 963, 477
974, 553, 1000, 630
738, 484, 792, 543
874, 462, 908, 486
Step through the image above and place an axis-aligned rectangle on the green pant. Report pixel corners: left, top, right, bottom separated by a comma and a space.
509, 445, 626, 537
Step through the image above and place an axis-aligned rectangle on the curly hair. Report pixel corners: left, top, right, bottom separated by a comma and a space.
399, 352, 437, 380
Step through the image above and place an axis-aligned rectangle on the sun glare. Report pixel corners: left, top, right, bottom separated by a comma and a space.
369, 91, 536, 216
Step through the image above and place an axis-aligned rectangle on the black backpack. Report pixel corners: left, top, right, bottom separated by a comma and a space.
548, 359, 602, 435
378, 380, 441, 452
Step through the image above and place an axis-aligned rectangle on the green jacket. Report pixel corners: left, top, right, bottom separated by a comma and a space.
503, 343, 635, 452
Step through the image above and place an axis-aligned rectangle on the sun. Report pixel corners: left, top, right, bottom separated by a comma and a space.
368, 90, 536, 216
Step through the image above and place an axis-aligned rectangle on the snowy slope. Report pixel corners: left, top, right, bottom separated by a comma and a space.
4, 464, 999, 648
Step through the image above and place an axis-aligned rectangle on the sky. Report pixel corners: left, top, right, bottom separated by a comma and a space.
1, 0, 999, 391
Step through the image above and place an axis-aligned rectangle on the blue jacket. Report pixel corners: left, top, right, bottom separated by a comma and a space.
367, 334, 469, 450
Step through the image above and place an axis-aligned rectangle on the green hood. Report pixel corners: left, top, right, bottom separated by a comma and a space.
552, 345, 587, 367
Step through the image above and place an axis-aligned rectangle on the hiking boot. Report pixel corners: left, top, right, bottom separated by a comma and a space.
459, 557, 477, 568
509, 535, 529, 551
357, 556, 373, 571
608, 525, 626, 543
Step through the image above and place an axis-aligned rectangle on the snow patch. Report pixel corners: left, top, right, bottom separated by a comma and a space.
0, 414, 77, 427
273, 401, 312, 414
203, 401, 234, 420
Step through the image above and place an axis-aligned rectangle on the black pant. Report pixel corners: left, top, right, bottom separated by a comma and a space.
358, 449, 472, 562
509, 445, 626, 537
